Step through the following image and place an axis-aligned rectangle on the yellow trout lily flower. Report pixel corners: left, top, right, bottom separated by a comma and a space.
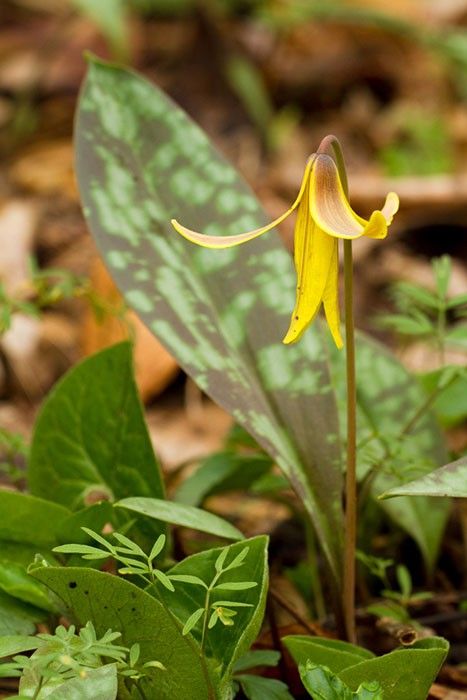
171, 145, 399, 349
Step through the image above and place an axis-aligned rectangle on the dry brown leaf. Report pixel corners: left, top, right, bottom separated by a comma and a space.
146, 399, 232, 471
10, 140, 77, 200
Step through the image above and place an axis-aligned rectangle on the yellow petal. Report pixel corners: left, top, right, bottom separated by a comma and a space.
171, 158, 314, 249
353, 191, 399, 240
322, 240, 343, 348
310, 154, 398, 240
283, 180, 335, 344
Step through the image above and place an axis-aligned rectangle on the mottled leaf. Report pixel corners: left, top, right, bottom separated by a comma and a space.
75, 58, 343, 582
380, 456, 467, 499
328, 333, 450, 569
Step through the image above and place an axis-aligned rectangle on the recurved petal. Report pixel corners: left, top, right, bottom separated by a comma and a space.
171, 158, 314, 249
310, 154, 398, 240
282, 199, 335, 344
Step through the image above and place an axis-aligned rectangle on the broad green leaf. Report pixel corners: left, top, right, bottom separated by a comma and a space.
159, 537, 268, 680
299, 663, 382, 699
0, 492, 70, 549
328, 332, 450, 569
20, 662, 118, 699
0, 591, 47, 636
174, 453, 273, 507
32, 567, 217, 699
116, 497, 243, 540
338, 637, 449, 700
380, 456, 467, 499
0, 635, 40, 658
0, 493, 67, 616
75, 58, 344, 584
0, 544, 59, 613
283, 637, 375, 674
236, 674, 293, 700
28, 344, 165, 515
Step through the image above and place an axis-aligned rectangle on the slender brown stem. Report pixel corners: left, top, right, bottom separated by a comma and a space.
343, 239, 357, 643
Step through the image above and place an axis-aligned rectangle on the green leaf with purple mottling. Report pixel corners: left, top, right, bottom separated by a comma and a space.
380, 456, 467, 499
75, 57, 344, 587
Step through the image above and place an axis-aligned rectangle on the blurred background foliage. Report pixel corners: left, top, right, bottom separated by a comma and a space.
3, 0, 467, 168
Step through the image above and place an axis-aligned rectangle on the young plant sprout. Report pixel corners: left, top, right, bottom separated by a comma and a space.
172, 135, 399, 642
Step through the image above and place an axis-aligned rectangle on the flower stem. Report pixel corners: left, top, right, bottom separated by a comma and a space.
343, 239, 357, 644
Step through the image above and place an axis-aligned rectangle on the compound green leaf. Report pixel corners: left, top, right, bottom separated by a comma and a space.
32, 567, 217, 700
159, 536, 268, 682
75, 58, 343, 584
28, 343, 165, 515
19, 662, 118, 700
380, 456, 467, 499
